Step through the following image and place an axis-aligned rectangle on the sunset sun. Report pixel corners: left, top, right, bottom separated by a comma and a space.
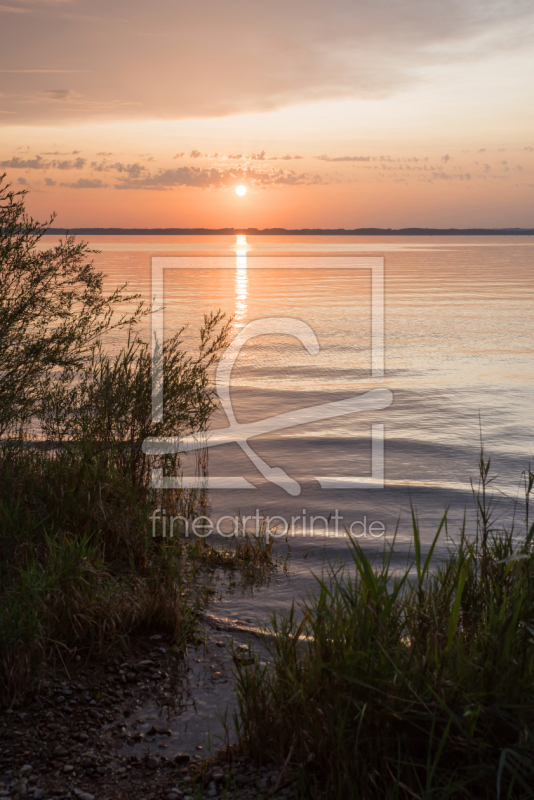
235, 185, 247, 196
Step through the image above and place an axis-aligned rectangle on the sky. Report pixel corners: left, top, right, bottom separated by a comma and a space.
1, 0, 533, 228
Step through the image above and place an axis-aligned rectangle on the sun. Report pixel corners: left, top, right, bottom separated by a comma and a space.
235, 185, 247, 196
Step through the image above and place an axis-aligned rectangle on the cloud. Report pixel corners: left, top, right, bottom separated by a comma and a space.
0, 155, 49, 169
316, 154, 370, 162
17, 176, 28, 184
525, 146, 534, 152
189, 150, 203, 159
173, 152, 185, 159
228, 154, 243, 160
90, 160, 148, 178
41, 149, 81, 155
55, 156, 86, 169
96, 151, 114, 156
44, 177, 56, 186
0, 5, 30, 13
269, 154, 304, 160
43, 89, 81, 101
60, 178, 107, 188
115, 165, 322, 190
251, 151, 266, 161
0, 0, 532, 124
0, 154, 85, 169
478, 148, 486, 153
441, 154, 450, 162
430, 171, 471, 180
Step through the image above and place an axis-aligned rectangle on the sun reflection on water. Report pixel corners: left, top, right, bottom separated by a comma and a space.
234, 235, 248, 326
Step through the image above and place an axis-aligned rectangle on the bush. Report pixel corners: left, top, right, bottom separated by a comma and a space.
0, 174, 144, 437
0, 176, 232, 704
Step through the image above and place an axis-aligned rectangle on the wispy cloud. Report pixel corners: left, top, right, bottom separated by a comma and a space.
0, 6, 30, 14
60, 177, 107, 188
115, 165, 322, 190
1, 0, 532, 124
0, 69, 89, 73
90, 160, 148, 178
0, 155, 49, 169
430, 172, 471, 181
316, 154, 370, 162
0, 154, 86, 169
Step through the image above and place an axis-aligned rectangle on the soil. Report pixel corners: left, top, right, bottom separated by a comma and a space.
0, 623, 293, 800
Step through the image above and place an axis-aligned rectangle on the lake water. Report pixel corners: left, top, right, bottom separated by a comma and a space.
43, 234, 534, 625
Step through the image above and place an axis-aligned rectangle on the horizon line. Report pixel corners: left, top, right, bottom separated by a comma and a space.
44, 226, 534, 236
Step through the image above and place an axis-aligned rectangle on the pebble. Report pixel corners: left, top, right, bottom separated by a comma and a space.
146, 758, 158, 771
33, 791, 44, 800
74, 793, 94, 800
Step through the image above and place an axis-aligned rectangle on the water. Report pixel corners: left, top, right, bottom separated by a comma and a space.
43, 234, 534, 625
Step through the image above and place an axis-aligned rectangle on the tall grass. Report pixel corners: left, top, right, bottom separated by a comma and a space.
0, 314, 233, 704
234, 456, 534, 798
0, 440, 199, 704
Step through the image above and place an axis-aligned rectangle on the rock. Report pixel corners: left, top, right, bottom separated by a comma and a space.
212, 767, 224, 780
149, 635, 162, 641
173, 755, 190, 765
146, 758, 158, 771
73, 792, 94, 800
33, 790, 44, 800
19, 769, 31, 776
18, 715, 29, 723
53, 748, 68, 758
62, 766, 73, 774
206, 791, 217, 799
74, 733, 89, 743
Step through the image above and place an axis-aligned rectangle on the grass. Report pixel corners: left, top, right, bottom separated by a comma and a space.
0, 439, 201, 705
233, 453, 534, 799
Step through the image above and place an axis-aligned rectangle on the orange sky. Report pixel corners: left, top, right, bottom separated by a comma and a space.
1, 0, 533, 228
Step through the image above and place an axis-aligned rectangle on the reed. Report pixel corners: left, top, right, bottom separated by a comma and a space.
233, 456, 534, 799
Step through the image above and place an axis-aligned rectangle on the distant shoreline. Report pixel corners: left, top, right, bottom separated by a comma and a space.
44, 227, 534, 236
